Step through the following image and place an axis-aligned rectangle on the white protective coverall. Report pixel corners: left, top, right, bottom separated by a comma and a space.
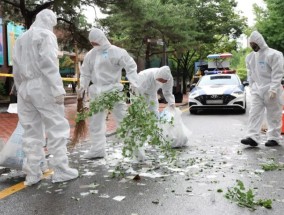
79, 28, 139, 159
137, 66, 175, 116
245, 31, 284, 144
13, 9, 78, 185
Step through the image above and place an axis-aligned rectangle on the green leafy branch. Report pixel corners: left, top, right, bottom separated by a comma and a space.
116, 95, 176, 161
225, 180, 272, 210
75, 90, 124, 123
111, 165, 126, 178
261, 159, 284, 171
75, 90, 176, 161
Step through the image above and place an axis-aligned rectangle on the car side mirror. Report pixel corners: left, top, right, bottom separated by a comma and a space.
242, 81, 249, 86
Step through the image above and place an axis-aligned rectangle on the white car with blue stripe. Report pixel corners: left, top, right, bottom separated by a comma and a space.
188, 73, 247, 114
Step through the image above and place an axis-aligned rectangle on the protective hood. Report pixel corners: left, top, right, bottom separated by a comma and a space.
154, 66, 171, 80
249, 31, 268, 50
31, 9, 57, 31
89, 28, 111, 50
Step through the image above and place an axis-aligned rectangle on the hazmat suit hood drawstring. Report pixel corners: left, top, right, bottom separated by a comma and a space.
154, 66, 172, 81
89, 28, 111, 50
31, 9, 57, 31
249, 31, 268, 50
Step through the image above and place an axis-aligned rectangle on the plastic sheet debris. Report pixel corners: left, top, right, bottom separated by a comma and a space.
0, 122, 24, 169
159, 107, 191, 148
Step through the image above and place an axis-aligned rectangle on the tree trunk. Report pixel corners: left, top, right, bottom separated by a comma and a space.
145, 40, 151, 69
25, 13, 34, 29
176, 58, 181, 92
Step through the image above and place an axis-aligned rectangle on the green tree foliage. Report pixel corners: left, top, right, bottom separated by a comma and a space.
254, 0, 284, 52
1, 0, 124, 50
100, 0, 196, 57
99, 0, 247, 92
230, 48, 251, 81
100, 0, 246, 57
59, 55, 74, 69
2, 0, 248, 85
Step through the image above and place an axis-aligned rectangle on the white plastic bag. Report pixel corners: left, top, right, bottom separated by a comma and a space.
7, 103, 18, 114
160, 107, 191, 148
0, 122, 25, 170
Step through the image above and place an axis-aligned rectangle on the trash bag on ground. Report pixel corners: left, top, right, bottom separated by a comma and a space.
160, 107, 191, 148
0, 122, 25, 170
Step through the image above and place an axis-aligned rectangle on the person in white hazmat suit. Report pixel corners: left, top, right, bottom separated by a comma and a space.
78, 28, 139, 159
241, 31, 284, 147
132, 66, 176, 161
246, 52, 269, 134
12, 9, 78, 185
136, 66, 175, 116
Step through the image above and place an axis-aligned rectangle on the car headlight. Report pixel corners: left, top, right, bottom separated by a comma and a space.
232, 91, 244, 97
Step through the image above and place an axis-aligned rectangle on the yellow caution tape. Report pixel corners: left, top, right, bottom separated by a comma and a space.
0, 73, 13, 77
62, 77, 77, 82
0, 73, 129, 83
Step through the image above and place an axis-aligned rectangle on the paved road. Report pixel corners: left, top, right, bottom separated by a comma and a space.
1, 92, 284, 215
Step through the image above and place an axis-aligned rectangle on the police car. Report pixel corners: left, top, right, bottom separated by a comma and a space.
188, 71, 247, 114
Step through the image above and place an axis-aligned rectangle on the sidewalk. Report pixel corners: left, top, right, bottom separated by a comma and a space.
0, 94, 188, 142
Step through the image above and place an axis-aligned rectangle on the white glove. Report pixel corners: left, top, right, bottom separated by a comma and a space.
55, 94, 65, 105
269, 91, 276, 99
76, 86, 85, 98
130, 85, 140, 95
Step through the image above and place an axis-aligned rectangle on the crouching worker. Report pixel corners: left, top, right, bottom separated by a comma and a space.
135, 66, 175, 116
130, 66, 178, 160
12, 9, 78, 185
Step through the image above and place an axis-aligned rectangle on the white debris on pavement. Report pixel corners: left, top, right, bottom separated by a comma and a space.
80, 183, 100, 189
113, 196, 125, 201
99, 194, 110, 198
82, 171, 96, 176
80, 192, 90, 196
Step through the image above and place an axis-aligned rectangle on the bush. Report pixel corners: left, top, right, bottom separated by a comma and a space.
237, 68, 247, 82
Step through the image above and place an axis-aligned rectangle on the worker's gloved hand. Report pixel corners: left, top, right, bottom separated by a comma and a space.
131, 85, 142, 96
133, 87, 140, 95
76, 86, 85, 98
55, 94, 65, 105
269, 91, 276, 99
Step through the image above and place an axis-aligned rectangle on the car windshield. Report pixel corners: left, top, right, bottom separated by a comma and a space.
198, 75, 239, 86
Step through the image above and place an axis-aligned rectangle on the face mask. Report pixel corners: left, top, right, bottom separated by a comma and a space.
250, 43, 260, 52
